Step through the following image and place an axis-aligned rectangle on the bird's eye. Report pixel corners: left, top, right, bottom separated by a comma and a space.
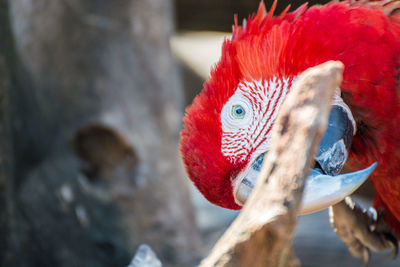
232, 105, 245, 119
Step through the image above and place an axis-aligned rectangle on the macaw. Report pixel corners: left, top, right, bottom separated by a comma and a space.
180, 0, 400, 261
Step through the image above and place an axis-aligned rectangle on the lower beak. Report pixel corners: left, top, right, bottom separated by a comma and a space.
234, 153, 377, 215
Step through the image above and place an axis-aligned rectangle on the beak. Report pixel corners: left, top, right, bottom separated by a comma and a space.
233, 152, 377, 215
299, 162, 377, 214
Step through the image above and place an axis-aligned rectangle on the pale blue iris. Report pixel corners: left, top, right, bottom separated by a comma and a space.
232, 105, 245, 119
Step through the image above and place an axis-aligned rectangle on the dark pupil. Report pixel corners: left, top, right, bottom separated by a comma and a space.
235, 107, 243, 115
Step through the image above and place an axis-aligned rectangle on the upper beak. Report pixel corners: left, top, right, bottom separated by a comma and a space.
233, 152, 377, 215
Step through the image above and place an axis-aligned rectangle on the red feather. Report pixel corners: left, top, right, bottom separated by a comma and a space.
180, 0, 400, 232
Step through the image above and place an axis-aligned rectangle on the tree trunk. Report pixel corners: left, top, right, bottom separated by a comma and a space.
1, 0, 200, 266
0, 0, 14, 263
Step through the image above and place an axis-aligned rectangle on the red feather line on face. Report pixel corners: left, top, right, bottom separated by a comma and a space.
180, 0, 400, 223
220, 78, 292, 163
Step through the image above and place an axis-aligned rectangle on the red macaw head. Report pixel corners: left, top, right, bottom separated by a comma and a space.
180, 1, 300, 209
180, 0, 382, 210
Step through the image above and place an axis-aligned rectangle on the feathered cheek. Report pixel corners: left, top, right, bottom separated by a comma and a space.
220, 92, 254, 162
220, 77, 291, 163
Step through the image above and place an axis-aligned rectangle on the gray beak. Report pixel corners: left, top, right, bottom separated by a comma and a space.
233, 152, 377, 215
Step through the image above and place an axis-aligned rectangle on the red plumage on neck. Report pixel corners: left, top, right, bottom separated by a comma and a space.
180, 0, 400, 231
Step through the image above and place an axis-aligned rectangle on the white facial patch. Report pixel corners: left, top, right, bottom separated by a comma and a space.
220, 77, 292, 162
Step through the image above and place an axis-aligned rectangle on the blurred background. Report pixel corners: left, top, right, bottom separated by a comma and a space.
0, 0, 398, 266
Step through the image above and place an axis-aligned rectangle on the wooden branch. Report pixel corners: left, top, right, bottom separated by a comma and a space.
200, 61, 344, 267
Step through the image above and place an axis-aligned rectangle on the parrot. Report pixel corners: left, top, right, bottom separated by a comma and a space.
180, 0, 400, 262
